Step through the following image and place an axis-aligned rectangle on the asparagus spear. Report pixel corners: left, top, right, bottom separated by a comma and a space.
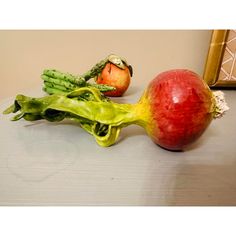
44, 82, 71, 92
80, 54, 128, 80
43, 86, 68, 95
42, 69, 116, 95
43, 69, 86, 86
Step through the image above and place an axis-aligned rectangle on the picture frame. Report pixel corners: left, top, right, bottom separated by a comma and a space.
203, 29, 236, 87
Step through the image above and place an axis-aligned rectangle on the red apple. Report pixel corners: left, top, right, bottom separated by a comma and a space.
96, 62, 132, 97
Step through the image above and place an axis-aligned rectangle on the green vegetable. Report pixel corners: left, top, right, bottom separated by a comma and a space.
42, 54, 130, 95
3, 87, 138, 147
42, 70, 116, 95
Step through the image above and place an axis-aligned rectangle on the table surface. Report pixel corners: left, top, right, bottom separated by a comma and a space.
0, 87, 236, 206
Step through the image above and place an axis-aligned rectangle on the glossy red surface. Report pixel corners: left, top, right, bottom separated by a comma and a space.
145, 69, 213, 150
96, 63, 131, 97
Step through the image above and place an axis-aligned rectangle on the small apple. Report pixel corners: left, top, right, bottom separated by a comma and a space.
96, 62, 132, 97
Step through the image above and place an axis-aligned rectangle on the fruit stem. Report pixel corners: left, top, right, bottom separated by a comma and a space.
3, 87, 143, 147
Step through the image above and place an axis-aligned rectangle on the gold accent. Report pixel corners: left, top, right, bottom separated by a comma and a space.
203, 30, 229, 86
204, 30, 236, 87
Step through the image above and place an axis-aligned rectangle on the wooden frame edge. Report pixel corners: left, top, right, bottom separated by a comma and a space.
203, 30, 230, 87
